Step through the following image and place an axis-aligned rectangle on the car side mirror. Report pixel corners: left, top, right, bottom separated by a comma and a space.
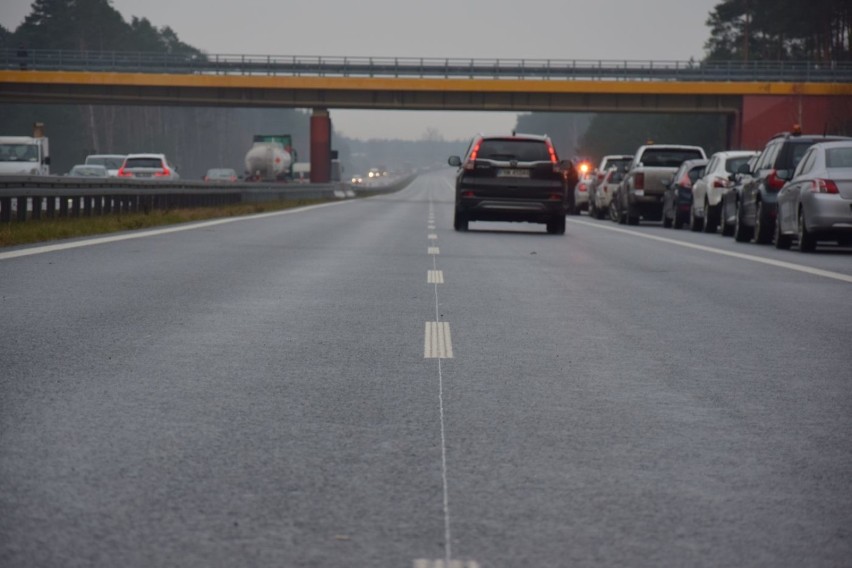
728, 173, 737, 182
622, 164, 631, 173
660, 175, 673, 187
448, 156, 462, 167
44, 156, 51, 166
776, 169, 792, 181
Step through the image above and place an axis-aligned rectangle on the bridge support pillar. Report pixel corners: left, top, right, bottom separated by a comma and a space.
310, 108, 331, 183
726, 111, 742, 150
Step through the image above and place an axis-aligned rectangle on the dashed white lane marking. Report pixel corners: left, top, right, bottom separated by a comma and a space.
428, 270, 445, 284
428, 233, 438, 240
428, 247, 440, 255
568, 218, 852, 285
428, 225, 436, 230
0, 200, 349, 261
414, 560, 480, 568
424, 322, 453, 359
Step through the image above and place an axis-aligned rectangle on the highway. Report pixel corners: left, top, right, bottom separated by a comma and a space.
1, 171, 851, 567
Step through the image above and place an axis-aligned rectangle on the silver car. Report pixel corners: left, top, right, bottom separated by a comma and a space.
774, 140, 852, 251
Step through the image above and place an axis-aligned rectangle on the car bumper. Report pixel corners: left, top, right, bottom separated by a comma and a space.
803, 194, 852, 234
458, 197, 566, 222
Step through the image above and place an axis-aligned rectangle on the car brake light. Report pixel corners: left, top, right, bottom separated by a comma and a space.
767, 169, 785, 191
578, 183, 588, 192
117, 167, 131, 177
810, 179, 839, 194
154, 167, 170, 177
634, 173, 645, 189
680, 175, 692, 189
462, 191, 475, 198
713, 177, 728, 188
549, 193, 563, 200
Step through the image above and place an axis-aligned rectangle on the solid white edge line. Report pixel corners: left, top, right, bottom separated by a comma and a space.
0, 200, 350, 261
567, 218, 852, 284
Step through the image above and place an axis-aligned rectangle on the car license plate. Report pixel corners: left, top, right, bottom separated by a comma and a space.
633, 190, 645, 196
497, 169, 529, 178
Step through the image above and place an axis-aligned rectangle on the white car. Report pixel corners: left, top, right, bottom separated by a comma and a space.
117, 153, 179, 179
690, 150, 757, 232
84, 154, 126, 177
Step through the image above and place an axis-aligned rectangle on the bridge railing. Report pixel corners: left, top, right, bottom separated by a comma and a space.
3, 49, 851, 82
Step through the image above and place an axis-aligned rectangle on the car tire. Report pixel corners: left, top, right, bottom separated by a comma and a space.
625, 205, 639, 225
773, 215, 792, 249
720, 202, 735, 236
689, 206, 704, 232
673, 210, 685, 230
547, 215, 566, 235
453, 209, 468, 232
703, 200, 720, 233
733, 202, 753, 242
663, 212, 673, 228
753, 200, 773, 244
588, 202, 597, 219
797, 208, 816, 252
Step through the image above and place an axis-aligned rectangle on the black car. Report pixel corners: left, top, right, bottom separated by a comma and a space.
448, 134, 572, 234
662, 159, 708, 229
735, 131, 851, 244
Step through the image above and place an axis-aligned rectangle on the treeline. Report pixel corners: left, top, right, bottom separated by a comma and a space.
705, 0, 851, 61
0, 0, 312, 177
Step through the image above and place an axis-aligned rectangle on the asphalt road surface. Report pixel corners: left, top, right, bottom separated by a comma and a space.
2, 172, 851, 567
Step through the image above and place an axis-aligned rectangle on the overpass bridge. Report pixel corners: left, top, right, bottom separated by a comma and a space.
2, 50, 851, 180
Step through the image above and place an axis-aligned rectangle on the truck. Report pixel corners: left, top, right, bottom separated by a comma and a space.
244, 134, 296, 182
612, 144, 707, 225
0, 122, 50, 176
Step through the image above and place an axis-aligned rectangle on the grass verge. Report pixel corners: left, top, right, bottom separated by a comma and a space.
0, 198, 330, 248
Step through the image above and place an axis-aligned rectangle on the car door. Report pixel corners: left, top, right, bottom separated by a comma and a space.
743, 142, 779, 222
779, 148, 816, 232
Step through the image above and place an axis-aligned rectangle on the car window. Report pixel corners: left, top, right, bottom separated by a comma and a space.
86, 156, 125, 169
757, 143, 779, 170
639, 148, 704, 168
705, 157, 717, 173
787, 142, 816, 170
794, 149, 817, 177
689, 166, 705, 182
477, 139, 551, 162
125, 158, 164, 168
725, 156, 751, 174
825, 147, 852, 168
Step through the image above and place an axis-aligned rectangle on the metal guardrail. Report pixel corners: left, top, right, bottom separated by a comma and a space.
0, 175, 415, 223
3, 49, 851, 83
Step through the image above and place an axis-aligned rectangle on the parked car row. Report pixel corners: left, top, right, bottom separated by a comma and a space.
579, 130, 852, 252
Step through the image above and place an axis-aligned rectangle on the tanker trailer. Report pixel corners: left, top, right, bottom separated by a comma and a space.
244, 141, 292, 182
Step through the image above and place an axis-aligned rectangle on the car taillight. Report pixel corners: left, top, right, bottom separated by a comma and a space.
230, 176, 237, 182
578, 183, 588, 192
679, 175, 692, 189
117, 167, 131, 177
634, 173, 645, 189
462, 191, 475, 198
713, 177, 728, 188
810, 179, 839, 194
767, 170, 785, 191
549, 193, 563, 200
154, 167, 170, 177
203, 176, 208, 181
465, 141, 481, 171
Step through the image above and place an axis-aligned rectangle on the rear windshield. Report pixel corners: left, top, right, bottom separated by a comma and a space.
602, 158, 631, 171
786, 142, 816, 170
689, 166, 706, 182
125, 158, 164, 169
70, 166, 106, 176
725, 157, 752, 174
640, 148, 704, 168
826, 147, 852, 168
86, 156, 125, 169
477, 139, 551, 162
207, 169, 236, 178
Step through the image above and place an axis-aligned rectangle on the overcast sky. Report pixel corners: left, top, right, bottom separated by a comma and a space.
1, 0, 720, 140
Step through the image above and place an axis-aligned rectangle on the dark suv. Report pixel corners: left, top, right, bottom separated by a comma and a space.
735, 131, 850, 244
448, 134, 572, 234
